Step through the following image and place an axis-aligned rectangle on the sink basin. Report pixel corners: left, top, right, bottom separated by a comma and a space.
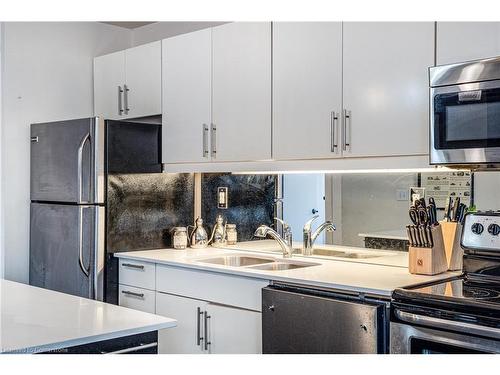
292, 247, 382, 259
195, 255, 275, 267
249, 261, 319, 271
312, 248, 381, 259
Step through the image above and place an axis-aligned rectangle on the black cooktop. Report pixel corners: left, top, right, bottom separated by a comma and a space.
393, 276, 500, 321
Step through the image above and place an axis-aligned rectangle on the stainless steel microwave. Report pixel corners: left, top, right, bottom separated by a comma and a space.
430, 56, 500, 168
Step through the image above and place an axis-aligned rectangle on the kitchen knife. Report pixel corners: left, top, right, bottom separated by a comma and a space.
406, 225, 413, 247
426, 225, 434, 248
413, 225, 422, 247
457, 203, 467, 224
444, 197, 453, 222
419, 225, 429, 247
451, 197, 461, 222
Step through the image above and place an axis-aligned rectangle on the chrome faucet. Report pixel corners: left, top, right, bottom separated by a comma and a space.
254, 225, 293, 258
303, 215, 336, 256
274, 218, 293, 247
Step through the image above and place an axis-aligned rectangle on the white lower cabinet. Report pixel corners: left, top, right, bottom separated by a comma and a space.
118, 284, 155, 314
156, 292, 207, 354
205, 303, 262, 354
155, 291, 262, 354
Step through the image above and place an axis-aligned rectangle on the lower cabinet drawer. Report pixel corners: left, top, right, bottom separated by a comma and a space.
156, 265, 269, 311
118, 285, 155, 314
119, 259, 156, 290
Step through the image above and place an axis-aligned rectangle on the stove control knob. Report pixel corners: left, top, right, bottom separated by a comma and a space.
488, 223, 500, 236
471, 223, 484, 235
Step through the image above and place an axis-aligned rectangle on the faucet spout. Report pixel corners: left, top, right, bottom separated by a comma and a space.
254, 225, 293, 258
303, 217, 336, 256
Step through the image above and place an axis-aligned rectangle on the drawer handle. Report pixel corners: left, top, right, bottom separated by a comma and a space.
122, 263, 145, 270
121, 290, 145, 298
102, 342, 157, 354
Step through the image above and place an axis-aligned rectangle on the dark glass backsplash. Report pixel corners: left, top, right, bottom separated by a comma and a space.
201, 174, 276, 241
107, 173, 194, 253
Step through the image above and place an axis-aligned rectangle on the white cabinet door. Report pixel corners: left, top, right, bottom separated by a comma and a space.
273, 22, 343, 160
93, 50, 125, 120
124, 41, 162, 119
343, 22, 434, 157
156, 292, 207, 354
437, 22, 500, 65
212, 22, 272, 162
162, 29, 212, 163
206, 303, 262, 354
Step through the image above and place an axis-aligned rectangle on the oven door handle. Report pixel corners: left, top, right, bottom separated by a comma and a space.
395, 310, 500, 339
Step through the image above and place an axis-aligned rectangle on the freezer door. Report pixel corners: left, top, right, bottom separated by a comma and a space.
30, 117, 105, 204
29, 203, 105, 300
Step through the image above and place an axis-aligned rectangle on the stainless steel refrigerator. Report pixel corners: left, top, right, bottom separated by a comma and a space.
29, 117, 162, 301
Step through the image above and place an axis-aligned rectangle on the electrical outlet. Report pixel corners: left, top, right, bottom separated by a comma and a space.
396, 189, 409, 201
217, 187, 228, 209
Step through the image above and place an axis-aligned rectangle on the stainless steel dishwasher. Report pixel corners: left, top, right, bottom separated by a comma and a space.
262, 283, 389, 353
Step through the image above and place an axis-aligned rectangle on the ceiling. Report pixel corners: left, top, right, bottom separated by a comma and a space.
102, 22, 156, 29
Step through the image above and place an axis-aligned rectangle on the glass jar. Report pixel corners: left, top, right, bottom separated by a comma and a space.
226, 224, 237, 245
172, 227, 188, 249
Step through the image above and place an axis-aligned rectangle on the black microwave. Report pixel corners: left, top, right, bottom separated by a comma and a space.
429, 56, 500, 167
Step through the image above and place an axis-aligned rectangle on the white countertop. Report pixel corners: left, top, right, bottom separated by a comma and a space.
358, 229, 408, 241
0, 280, 176, 354
114, 241, 460, 298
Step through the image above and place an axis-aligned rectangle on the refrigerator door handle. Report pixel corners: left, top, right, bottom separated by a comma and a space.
93, 206, 105, 301
77, 132, 90, 204
78, 206, 90, 278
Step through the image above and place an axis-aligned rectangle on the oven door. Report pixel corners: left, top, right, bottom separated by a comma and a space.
430, 79, 500, 165
391, 311, 500, 354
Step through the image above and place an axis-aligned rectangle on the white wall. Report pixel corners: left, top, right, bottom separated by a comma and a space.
339, 173, 418, 247
1, 22, 131, 283
473, 172, 500, 210
131, 22, 227, 46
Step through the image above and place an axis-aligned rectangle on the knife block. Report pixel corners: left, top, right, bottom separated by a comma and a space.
440, 221, 463, 271
408, 225, 448, 275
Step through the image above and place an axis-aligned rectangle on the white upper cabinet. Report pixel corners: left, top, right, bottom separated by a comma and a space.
162, 29, 212, 164
94, 41, 161, 120
212, 22, 272, 162
124, 41, 162, 119
273, 22, 343, 160
342, 22, 434, 158
94, 50, 125, 120
437, 22, 500, 65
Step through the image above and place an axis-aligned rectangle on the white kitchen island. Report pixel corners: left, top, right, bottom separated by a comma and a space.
0, 280, 176, 354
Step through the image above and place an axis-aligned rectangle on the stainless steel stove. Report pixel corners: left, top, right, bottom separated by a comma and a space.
391, 211, 500, 354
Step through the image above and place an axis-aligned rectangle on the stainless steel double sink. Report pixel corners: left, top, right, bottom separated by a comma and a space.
195, 255, 319, 271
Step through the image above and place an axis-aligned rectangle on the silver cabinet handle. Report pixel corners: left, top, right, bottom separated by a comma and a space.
103, 342, 157, 354
203, 310, 211, 351
121, 290, 144, 298
196, 307, 204, 346
78, 206, 90, 278
330, 111, 339, 153
343, 109, 351, 151
31, 136, 39, 143
118, 86, 124, 116
121, 263, 144, 270
210, 123, 217, 159
77, 133, 90, 204
202, 124, 209, 158
123, 84, 130, 115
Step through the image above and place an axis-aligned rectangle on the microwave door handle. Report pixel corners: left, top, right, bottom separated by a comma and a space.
77, 133, 90, 204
